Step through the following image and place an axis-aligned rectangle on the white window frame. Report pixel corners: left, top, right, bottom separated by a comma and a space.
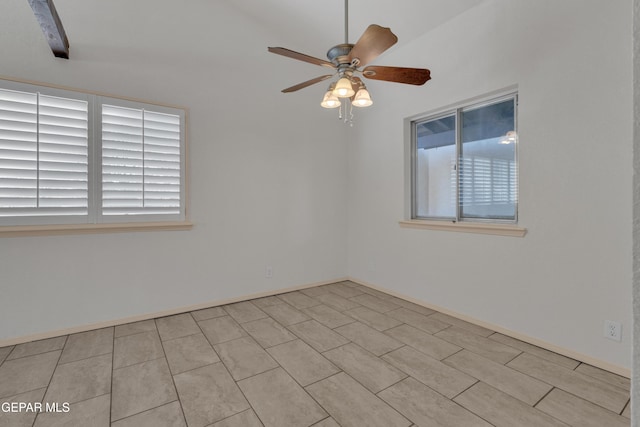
402, 88, 526, 237
0, 78, 189, 235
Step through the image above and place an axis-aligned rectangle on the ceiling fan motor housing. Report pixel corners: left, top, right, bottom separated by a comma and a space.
327, 43, 355, 67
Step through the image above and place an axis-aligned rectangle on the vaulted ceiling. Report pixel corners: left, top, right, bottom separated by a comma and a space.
4, 0, 484, 67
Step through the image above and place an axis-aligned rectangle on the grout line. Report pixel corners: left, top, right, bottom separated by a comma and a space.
532, 386, 556, 407
157, 320, 190, 427
109, 326, 115, 426
30, 336, 67, 427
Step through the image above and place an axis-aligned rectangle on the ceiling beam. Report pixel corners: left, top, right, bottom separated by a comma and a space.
27, 0, 69, 59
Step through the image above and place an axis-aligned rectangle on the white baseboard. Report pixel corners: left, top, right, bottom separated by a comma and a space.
1, 275, 630, 380
348, 277, 631, 379
0, 277, 348, 348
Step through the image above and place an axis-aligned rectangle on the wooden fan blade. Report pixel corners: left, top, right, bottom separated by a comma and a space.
348, 25, 398, 67
268, 47, 335, 69
362, 65, 431, 85
282, 75, 334, 93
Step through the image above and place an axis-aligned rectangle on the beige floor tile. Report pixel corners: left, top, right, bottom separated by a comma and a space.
380, 377, 492, 427
444, 350, 552, 405
59, 328, 113, 364
385, 324, 461, 360
323, 343, 407, 393
0, 350, 60, 398
114, 330, 164, 369
300, 286, 332, 298
241, 317, 297, 348
536, 388, 629, 427
261, 303, 310, 326
489, 333, 580, 370
313, 293, 360, 311
198, 316, 247, 345
222, 301, 267, 323
334, 322, 403, 356
190, 306, 227, 321
344, 306, 402, 331
380, 296, 436, 316
0, 346, 14, 365
302, 304, 355, 329
238, 368, 327, 427
288, 320, 349, 352
44, 353, 111, 404
114, 320, 157, 338
436, 327, 522, 364
324, 283, 365, 299
174, 362, 249, 427
383, 346, 477, 398
267, 339, 339, 386
428, 312, 494, 337
0, 388, 45, 427
33, 393, 110, 427
111, 358, 177, 421
622, 401, 630, 418
214, 337, 278, 380
155, 313, 200, 341
454, 382, 568, 427
575, 363, 630, 390
387, 308, 450, 334
277, 291, 321, 309
251, 295, 286, 308
349, 294, 400, 313
111, 401, 186, 427
163, 333, 220, 375
357, 287, 395, 300
7, 336, 66, 360
507, 353, 629, 413
306, 372, 410, 427
211, 409, 263, 427
311, 418, 341, 427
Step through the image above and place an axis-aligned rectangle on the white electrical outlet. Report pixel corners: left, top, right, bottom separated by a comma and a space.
265, 266, 273, 279
604, 320, 622, 342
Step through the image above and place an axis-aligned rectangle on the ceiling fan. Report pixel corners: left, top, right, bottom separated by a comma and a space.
267, 0, 431, 122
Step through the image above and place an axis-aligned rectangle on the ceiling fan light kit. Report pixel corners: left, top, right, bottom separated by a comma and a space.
268, 0, 431, 125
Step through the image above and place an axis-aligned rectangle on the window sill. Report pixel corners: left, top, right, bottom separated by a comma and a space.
399, 219, 526, 237
0, 221, 193, 238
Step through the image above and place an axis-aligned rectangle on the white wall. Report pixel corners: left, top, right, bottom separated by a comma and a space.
631, 0, 639, 420
348, 0, 633, 370
0, 0, 348, 341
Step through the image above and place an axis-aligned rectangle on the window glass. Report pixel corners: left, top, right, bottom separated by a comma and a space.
460, 99, 516, 220
414, 114, 456, 219
411, 93, 517, 223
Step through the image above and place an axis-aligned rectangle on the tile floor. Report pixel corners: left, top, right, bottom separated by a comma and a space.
0, 281, 631, 427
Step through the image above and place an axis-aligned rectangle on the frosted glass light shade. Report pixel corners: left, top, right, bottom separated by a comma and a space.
333, 77, 355, 98
320, 90, 341, 108
352, 88, 373, 107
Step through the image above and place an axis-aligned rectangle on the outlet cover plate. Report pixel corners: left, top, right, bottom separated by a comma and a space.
604, 320, 622, 342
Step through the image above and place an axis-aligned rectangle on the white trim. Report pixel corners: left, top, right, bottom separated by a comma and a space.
0, 221, 193, 237
349, 277, 630, 378
0, 275, 628, 379
399, 219, 527, 237
0, 277, 348, 347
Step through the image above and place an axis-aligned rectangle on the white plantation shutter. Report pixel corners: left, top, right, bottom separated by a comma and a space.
0, 80, 185, 227
0, 87, 88, 221
101, 104, 182, 217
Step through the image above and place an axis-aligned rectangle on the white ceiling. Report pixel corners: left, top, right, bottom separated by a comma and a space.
226, 0, 484, 59
12, 0, 486, 66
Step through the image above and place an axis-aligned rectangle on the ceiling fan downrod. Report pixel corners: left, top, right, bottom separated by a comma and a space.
344, 0, 349, 44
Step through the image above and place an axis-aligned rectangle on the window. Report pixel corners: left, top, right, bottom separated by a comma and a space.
0, 80, 186, 228
411, 93, 518, 223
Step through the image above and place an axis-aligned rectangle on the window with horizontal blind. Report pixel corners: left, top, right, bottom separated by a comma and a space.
411, 92, 518, 223
0, 80, 186, 227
